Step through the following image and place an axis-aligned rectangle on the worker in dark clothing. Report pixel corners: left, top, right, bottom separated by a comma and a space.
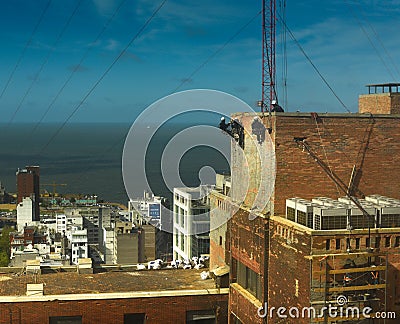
251, 117, 266, 144
219, 117, 230, 134
230, 118, 244, 148
230, 118, 241, 140
271, 100, 284, 112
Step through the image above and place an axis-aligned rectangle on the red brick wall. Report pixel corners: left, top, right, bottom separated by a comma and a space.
227, 209, 268, 323
210, 193, 230, 270
229, 284, 263, 324
268, 219, 312, 324
229, 209, 266, 275
227, 112, 400, 323
271, 114, 400, 215
233, 113, 400, 216
0, 294, 228, 324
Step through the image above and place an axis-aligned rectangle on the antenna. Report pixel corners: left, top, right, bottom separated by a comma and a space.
260, 0, 276, 113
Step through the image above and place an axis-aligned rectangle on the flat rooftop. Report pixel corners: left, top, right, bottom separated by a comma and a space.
0, 269, 216, 296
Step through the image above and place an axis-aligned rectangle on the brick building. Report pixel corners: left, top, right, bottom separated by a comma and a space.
0, 269, 228, 324
16, 166, 40, 221
209, 85, 400, 323
10, 226, 47, 259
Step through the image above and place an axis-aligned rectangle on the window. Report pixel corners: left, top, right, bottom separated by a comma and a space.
346, 238, 351, 250
375, 236, 381, 248
395, 236, 400, 247
385, 236, 391, 248
355, 238, 360, 250
325, 239, 330, 251
186, 310, 215, 323
237, 260, 262, 300
335, 239, 341, 250
219, 236, 223, 246
124, 313, 146, 324
49, 316, 82, 324
366, 237, 370, 248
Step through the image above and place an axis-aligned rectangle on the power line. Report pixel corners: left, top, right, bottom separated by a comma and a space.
25, 0, 129, 141
172, 10, 261, 93
53, 9, 261, 194
7, 0, 84, 125
0, 0, 52, 100
279, 0, 288, 110
349, 0, 400, 80
38, 0, 168, 155
344, 0, 396, 81
278, 14, 352, 113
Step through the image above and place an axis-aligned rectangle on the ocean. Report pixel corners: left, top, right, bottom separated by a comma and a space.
0, 122, 230, 205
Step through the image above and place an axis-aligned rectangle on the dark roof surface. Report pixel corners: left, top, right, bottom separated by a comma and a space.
0, 269, 214, 296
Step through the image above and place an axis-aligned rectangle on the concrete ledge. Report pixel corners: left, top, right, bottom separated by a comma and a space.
0, 288, 229, 303
232, 111, 400, 118
230, 283, 262, 308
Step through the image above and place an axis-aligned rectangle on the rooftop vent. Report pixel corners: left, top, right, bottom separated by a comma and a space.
26, 283, 43, 296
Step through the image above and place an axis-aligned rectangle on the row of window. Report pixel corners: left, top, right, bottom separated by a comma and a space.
175, 194, 188, 205
275, 224, 296, 243
217, 199, 230, 212
50, 310, 216, 323
326, 235, 400, 250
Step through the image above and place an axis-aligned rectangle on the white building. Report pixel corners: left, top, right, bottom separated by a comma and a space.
101, 227, 116, 264
173, 185, 213, 261
128, 191, 164, 228
56, 214, 67, 234
16, 197, 37, 231
71, 228, 88, 265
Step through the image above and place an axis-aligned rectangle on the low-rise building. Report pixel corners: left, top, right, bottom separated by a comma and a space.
71, 228, 88, 265
10, 226, 47, 260
16, 197, 38, 231
0, 269, 228, 323
173, 185, 213, 261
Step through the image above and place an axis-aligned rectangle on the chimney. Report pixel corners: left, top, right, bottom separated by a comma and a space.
359, 83, 400, 114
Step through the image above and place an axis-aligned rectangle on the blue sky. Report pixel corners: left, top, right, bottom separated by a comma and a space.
1, 0, 400, 123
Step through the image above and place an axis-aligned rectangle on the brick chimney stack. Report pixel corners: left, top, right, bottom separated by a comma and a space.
359, 83, 400, 114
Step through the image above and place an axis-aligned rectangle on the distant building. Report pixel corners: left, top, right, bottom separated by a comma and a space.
70, 228, 88, 265
112, 221, 155, 264
10, 226, 47, 260
100, 227, 116, 264
209, 174, 231, 271
56, 214, 67, 234
16, 166, 40, 221
16, 197, 37, 231
64, 207, 116, 245
128, 191, 164, 228
115, 233, 139, 264
0, 181, 12, 203
173, 185, 213, 261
